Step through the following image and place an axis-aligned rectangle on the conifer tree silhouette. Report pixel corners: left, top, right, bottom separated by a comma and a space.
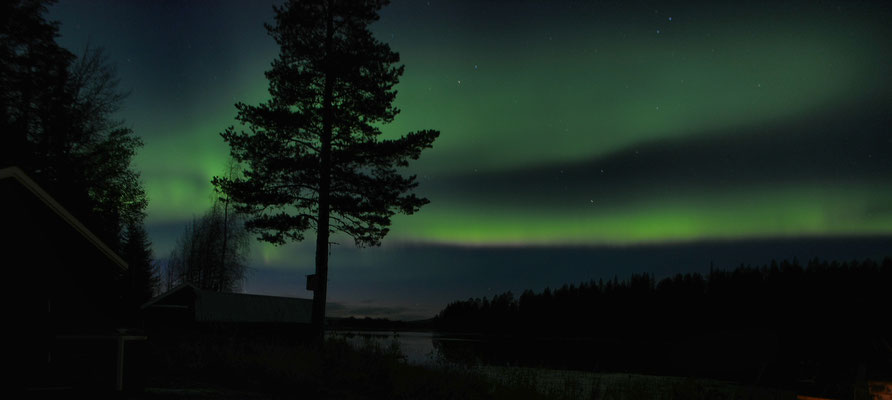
214, 0, 439, 341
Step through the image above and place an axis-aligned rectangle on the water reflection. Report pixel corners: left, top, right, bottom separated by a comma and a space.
327, 331, 441, 365
327, 329, 776, 381
327, 331, 610, 370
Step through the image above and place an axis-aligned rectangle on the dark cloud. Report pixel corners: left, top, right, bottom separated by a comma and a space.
426, 102, 892, 210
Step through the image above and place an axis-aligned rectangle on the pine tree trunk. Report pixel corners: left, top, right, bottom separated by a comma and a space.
312, 171, 331, 344
312, 202, 330, 345
311, 2, 335, 344
312, 134, 332, 342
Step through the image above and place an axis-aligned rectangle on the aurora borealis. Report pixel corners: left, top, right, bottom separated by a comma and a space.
50, 0, 892, 319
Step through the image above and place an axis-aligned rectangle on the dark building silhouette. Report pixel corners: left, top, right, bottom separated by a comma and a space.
2, 166, 146, 393
142, 283, 313, 342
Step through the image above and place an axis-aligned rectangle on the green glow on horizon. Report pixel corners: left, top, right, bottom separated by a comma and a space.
389, 183, 892, 246
250, 182, 892, 268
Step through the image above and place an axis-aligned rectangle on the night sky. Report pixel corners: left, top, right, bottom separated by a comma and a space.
50, 0, 892, 320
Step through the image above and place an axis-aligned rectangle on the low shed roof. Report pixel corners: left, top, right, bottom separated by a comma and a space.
144, 284, 313, 324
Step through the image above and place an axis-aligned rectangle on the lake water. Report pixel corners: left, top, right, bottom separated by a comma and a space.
326, 330, 620, 369
326, 329, 782, 383
326, 330, 640, 369
327, 330, 442, 365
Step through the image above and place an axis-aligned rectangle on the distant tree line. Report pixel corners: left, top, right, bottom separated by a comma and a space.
432, 258, 892, 388
434, 258, 891, 344
327, 316, 410, 331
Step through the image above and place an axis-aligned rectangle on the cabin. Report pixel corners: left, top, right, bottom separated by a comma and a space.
142, 283, 314, 342
1, 166, 146, 393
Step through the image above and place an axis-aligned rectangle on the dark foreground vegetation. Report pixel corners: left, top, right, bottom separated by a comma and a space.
141, 332, 546, 399
140, 332, 795, 400
434, 257, 892, 396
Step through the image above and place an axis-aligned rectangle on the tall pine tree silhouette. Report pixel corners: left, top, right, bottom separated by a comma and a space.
214, 0, 439, 341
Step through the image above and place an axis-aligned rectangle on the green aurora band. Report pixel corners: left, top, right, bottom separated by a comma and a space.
390, 183, 892, 246
67, 1, 890, 256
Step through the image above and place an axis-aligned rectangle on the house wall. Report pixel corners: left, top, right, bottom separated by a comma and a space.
2, 176, 132, 391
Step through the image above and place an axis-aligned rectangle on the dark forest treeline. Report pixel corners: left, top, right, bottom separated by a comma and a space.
434, 257, 891, 342
327, 316, 410, 331
3, 0, 159, 305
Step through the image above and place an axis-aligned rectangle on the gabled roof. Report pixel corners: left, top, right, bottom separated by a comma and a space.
0, 166, 127, 271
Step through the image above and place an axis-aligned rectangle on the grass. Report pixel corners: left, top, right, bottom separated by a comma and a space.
144, 333, 511, 399
475, 366, 798, 400
140, 332, 798, 399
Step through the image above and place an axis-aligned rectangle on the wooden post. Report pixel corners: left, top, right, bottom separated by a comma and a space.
116, 335, 124, 391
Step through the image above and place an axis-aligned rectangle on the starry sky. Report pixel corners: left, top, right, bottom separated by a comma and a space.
50, 0, 892, 320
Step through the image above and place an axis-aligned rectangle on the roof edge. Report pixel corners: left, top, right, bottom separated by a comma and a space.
0, 166, 128, 271
141, 283, 197, 309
